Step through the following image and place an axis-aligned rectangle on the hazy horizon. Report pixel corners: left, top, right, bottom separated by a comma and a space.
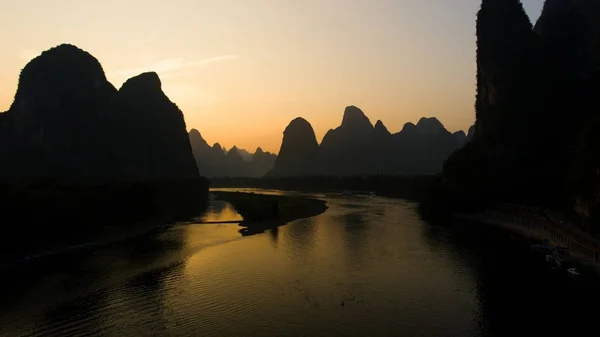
0, 0, 544, 154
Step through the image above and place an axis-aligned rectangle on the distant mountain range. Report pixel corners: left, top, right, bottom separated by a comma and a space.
188, 129, 277, 177
268, 106, 473, 177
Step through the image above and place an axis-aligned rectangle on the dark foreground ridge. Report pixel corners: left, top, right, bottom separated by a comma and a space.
212, 191, 328, 236
419, 0, 600, 264
0, 44, 208, 264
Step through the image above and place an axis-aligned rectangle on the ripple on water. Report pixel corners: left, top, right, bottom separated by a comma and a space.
2, 190, 597, 336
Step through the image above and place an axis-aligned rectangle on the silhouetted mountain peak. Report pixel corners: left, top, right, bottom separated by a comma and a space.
416, 117, 445, 133
341, 105, 372, 129
2, 43, 201, 183
212, 143, 223, 151
453, 130, 466, 138
374, 120, 391, 136
12, 43, 111, 110
400, 122, 417, 134
119, 72, 162, 93
481, 0, 526, 9
270, 117, 319, 176
285, 117, 315, 136
255, 147, 264, 155
189, 128, 202, 140
453, 131, 467, 144
540, 0, 574, 16
189, 128, 210, 152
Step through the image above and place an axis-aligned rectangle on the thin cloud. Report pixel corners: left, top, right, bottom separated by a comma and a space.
107, 54, 238, 80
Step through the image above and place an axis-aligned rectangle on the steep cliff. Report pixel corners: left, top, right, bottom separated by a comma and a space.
269, 117, 320, 177
442, 0, 546, 205
0, 44, 208, 253
110, 72, 200, 181
437, 0, 600, 232
2, 44, 118, 181
319, 106, 380, 175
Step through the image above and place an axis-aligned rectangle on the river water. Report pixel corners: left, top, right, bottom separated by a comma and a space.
0, 189, 597, 336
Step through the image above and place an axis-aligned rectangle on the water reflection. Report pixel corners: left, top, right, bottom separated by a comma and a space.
339, 210, 369, 267
269, 226, 279, 246
2, 189, 597, 336
200, 199, 242, 222
0, 224, 188, 337
284, 218, 316, 262
421, 219, 600, 336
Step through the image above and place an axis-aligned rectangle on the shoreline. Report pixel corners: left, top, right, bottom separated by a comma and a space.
455, 213, 600, 275
0, 219, 178, 272
455, 213, 552, 244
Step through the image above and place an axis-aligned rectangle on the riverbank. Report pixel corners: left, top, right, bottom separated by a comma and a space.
0, 217, 194, 272
456, 213, 552, 244
456, 212, 600, 276
0, 180, 209, 270
212, 191, 328, 235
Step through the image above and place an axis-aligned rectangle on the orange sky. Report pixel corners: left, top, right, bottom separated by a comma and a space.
0, 0, 545, 154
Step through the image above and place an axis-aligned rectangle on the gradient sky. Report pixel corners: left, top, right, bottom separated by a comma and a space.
0, 0, 545, 154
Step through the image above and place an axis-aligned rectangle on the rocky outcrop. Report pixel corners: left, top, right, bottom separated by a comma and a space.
437, 0, 600, 232
110, 72, 199, 181
392, 117, 463, 175
0, 44, 207, 237
441, 0, 547, 204
1, 44, 202, 185
319, 106, 380, 175
269, 117, 320, 177
2, 44, 118, 181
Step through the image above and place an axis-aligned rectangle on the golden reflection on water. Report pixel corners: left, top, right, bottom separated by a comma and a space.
199, 199, 243, 222
0, 189, 480, 337
5, 189, 599, 336
174, 191, 479, 336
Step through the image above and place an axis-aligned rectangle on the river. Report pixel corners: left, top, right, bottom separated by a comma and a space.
0, 188, 597, 336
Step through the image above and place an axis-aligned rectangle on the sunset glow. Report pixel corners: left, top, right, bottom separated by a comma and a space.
0, 0, 545, 153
